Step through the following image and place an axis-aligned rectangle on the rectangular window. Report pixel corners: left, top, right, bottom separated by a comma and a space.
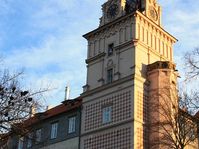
107, 69, 113, 83
51, 122, 58, 139
18, 137, 24, 149
108, 43, 114, 56
35, 129, 42, 143
68, 116, 76, 134
27, 133, 33, 148
102, 106, 112, 124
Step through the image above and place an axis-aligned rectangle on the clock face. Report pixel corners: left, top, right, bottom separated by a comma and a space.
125, 0, 137, 14
148, 6, 158, 21
107, 4, 119, 19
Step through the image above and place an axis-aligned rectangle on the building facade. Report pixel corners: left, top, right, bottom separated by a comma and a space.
1, 1, 198, 149
80, 0, 177, 148
10, 98, 81, 149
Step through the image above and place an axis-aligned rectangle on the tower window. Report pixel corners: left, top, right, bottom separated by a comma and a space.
107, 68, 113, 83
108, 43, 114, 56
102, 106, 112, 124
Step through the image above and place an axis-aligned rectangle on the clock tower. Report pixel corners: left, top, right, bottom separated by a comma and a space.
80, 0, 177, 148
100, 0, 162, 26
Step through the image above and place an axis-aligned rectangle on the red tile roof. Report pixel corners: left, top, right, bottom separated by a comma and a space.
195, 111, 199, 119
24, 97, 82, 126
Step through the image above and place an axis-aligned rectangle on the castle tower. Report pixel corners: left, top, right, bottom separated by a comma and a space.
81, 0, 177, 148
147, 61, 179, 148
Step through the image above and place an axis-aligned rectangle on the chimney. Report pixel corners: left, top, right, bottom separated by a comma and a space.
65, 86, 70, 100
46, 105, 52, 111
30, 104, 36, 117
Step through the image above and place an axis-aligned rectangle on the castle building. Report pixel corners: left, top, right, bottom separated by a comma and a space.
80, 0, 178, 148
1, 1, 198, 149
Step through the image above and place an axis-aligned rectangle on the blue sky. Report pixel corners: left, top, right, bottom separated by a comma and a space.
0, 0, 199, 107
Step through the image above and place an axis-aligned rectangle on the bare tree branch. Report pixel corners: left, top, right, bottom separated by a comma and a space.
149, 87, 198, 149
184, 48, 199, 81
0, 68, 49, 147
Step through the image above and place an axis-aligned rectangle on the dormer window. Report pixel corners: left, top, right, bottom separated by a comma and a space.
108, 43, 114, 56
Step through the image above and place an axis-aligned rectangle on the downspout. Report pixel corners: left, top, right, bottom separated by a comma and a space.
78, 107, 82, 149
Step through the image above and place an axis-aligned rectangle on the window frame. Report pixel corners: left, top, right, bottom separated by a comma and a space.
50, 122, 58, 139
35, 128, 42, 144
18, 137, 24, 149
107, 43, 114, 56
107, 68, 113, 83
102, 106, 112, 124
68, 116, 77, 134
27, 132, 33, 148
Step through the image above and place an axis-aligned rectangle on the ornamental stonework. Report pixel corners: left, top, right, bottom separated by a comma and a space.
84, 90, 131, 131
83, 127, 132, 149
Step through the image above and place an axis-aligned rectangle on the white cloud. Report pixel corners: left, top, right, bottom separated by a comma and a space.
159, 0, 199, 49
1, 0, 104, 106
5, 34, 85, 68
158, 0, 199, 88
4, 32, 87, 106
23, 67, 86, 106
2, 0, 199, 106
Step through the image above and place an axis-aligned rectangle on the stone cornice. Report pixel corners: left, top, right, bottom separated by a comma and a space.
85, 52, 106, 64
83, 11, 178, 44
115, 40, 134, 52
80, 74, 134, 98
135, 11, 178, 43
147, 61, 176, 72
83, 13, 135, 40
